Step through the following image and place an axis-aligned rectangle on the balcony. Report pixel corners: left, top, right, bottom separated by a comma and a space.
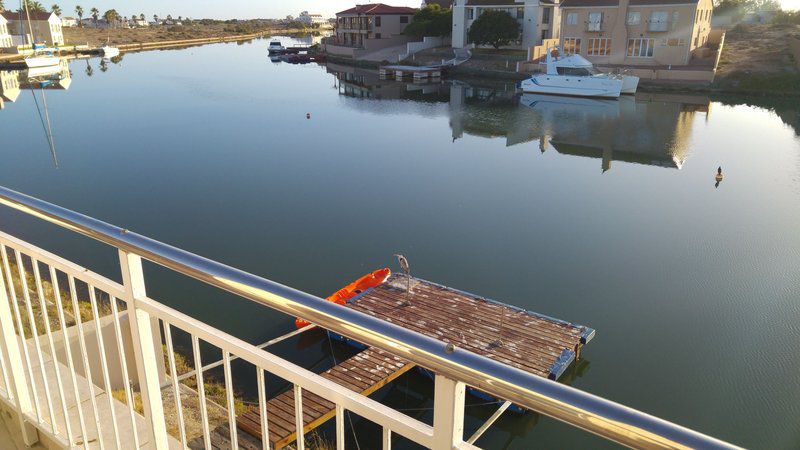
0, 186, 741, 450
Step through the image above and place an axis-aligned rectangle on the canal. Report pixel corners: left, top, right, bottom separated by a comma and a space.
1, 36, 799, 449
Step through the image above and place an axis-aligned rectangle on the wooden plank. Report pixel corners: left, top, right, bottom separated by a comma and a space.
235, 347, 415, 449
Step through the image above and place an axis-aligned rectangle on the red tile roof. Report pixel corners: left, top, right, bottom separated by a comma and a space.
1, 10, 57, 21
337, 3, 417, 16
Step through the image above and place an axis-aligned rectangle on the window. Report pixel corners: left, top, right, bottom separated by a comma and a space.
375, 32, 381, 39
649, 11, 668, 31
695, 10, 699, 23
563, 37, 581, 55
588, 38, 611, 56
566, 12, 578, 26
542, 8, 550, 24
467, 8, 474, 20
557, 67, 592, 76
627, 38, 654, 57
517, 7, 524, 19
671, 12, 679, 30
541, 29, 548, 40
400, 16, 408, 23
375, 16, 381, 26
587, 12, 602, 31
627, 11, 641, 25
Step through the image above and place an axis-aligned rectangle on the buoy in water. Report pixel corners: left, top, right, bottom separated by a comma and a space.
715, 166, 724, 182
306, 113, 311, 119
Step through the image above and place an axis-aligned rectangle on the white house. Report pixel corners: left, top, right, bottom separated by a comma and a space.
61, 16, 78, 27
297, 11, 326, 26
130, 17, 149, 27
452, 0, 558, 49
2, 10, 65, 45
0, 14, 13, 48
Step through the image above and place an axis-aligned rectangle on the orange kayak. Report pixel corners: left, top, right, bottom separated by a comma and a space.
295, 268, 391, 329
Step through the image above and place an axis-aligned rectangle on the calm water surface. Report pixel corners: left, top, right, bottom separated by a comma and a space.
1, 37, 799, 449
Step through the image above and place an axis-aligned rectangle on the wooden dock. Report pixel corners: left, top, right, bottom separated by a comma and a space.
226, 275, 594, 449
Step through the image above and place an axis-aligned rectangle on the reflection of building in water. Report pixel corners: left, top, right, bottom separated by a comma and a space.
327, 63, 448, 100
324, 62, 710, 172
522, 93, 709, 171
0, 69, 21, 105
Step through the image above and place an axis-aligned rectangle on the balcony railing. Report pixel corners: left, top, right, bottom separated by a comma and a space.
0, 185, 742, 450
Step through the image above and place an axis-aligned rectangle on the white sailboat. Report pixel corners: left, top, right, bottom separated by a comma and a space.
18, 1, 59, 68
520, 47, 623, 98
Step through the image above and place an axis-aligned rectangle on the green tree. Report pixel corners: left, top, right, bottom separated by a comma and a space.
467, 10, 520, 49
0, 0, 5, 11
50, 4, 60, 15
403, 4, 452, 38
103, 9, 119, 27
90, 7, 98, 24
75, 5, 83, 26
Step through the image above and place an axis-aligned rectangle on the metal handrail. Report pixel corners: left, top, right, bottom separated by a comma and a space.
0, 186, 740, 450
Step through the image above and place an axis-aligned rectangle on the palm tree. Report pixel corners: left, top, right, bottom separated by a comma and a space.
139, 13, 144, 21
0, 0, 6, 11
50, 4, 61, 16
103, 9, 118, 28
75, 5, 83, 26
25, 1, 46, 12
90, 7, 98, 25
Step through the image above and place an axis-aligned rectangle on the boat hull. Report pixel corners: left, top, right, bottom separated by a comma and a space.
25, 56, 59, 68
101, 47, 120, 58
621, 75, 640, 94
520, 75, 622, 98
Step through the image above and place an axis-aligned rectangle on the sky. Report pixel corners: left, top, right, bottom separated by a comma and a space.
13, 0, 800, 19
41, 1, 422, 20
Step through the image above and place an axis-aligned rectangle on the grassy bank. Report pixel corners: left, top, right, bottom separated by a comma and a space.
64, 23, 319, 47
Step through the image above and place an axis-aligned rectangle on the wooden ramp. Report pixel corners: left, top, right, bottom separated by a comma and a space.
235, 347, 414, 449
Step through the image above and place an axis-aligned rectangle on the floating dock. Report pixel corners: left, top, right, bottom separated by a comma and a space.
379, 65, 443, 81
226, 275, 594, 449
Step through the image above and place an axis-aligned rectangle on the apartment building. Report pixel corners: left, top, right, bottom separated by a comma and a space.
453, 0, 559, 49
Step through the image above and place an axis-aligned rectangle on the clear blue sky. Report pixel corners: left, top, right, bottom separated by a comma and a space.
49, 1, 423, 20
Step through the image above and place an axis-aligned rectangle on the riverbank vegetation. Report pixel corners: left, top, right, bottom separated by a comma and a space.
63, 20, 317, 47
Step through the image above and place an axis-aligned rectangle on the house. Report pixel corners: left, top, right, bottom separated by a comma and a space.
558, 0, 714, 67
298, 11, 327, 26
0, 14, 13, 48
130, 17, 149, 27
452, 0, 559, 49
61, 16, 78, 27
0, 69, 21, 103
1, 10, 64, 46
327, 3, 417, 57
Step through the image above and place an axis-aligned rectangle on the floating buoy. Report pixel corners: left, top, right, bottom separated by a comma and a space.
306, 113, 311, 119
716, 166, 724, 182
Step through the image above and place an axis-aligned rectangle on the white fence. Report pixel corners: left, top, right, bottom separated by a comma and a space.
0, 186, 740, 450
399, 36, 450, 62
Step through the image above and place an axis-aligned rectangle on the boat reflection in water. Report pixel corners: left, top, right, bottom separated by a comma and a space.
327, 63, 710, 173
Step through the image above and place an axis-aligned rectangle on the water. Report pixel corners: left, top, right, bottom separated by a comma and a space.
1, 37, 800, 449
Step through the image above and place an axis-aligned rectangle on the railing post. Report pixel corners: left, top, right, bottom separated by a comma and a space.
0, 260, 38, 445
432, 374, 465, 450
118, 250, 170, 449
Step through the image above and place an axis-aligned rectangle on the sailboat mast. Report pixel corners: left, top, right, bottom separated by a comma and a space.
22, 0, 36, 47
39, 88, 58, 168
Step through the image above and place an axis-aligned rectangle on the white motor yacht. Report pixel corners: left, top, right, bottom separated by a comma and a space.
268, 41, 286, 54
552, 53, 639, 94
519, 47, 623, 98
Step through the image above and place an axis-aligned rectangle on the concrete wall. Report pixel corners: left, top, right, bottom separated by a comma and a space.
400, 36, 450, 60
791, 37, 800, 70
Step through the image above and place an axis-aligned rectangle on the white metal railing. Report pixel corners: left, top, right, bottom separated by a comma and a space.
0, 186, 742, 450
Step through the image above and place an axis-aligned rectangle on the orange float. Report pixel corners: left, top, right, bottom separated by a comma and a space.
295, 268, 391, 329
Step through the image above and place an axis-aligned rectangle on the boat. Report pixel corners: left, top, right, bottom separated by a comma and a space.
100, 45, 120, 58
294, 268, 391, 329
24, 55, 60, 69
519, 47, 623, 98
267, 41, 286, 54
551, 53, 639, 95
